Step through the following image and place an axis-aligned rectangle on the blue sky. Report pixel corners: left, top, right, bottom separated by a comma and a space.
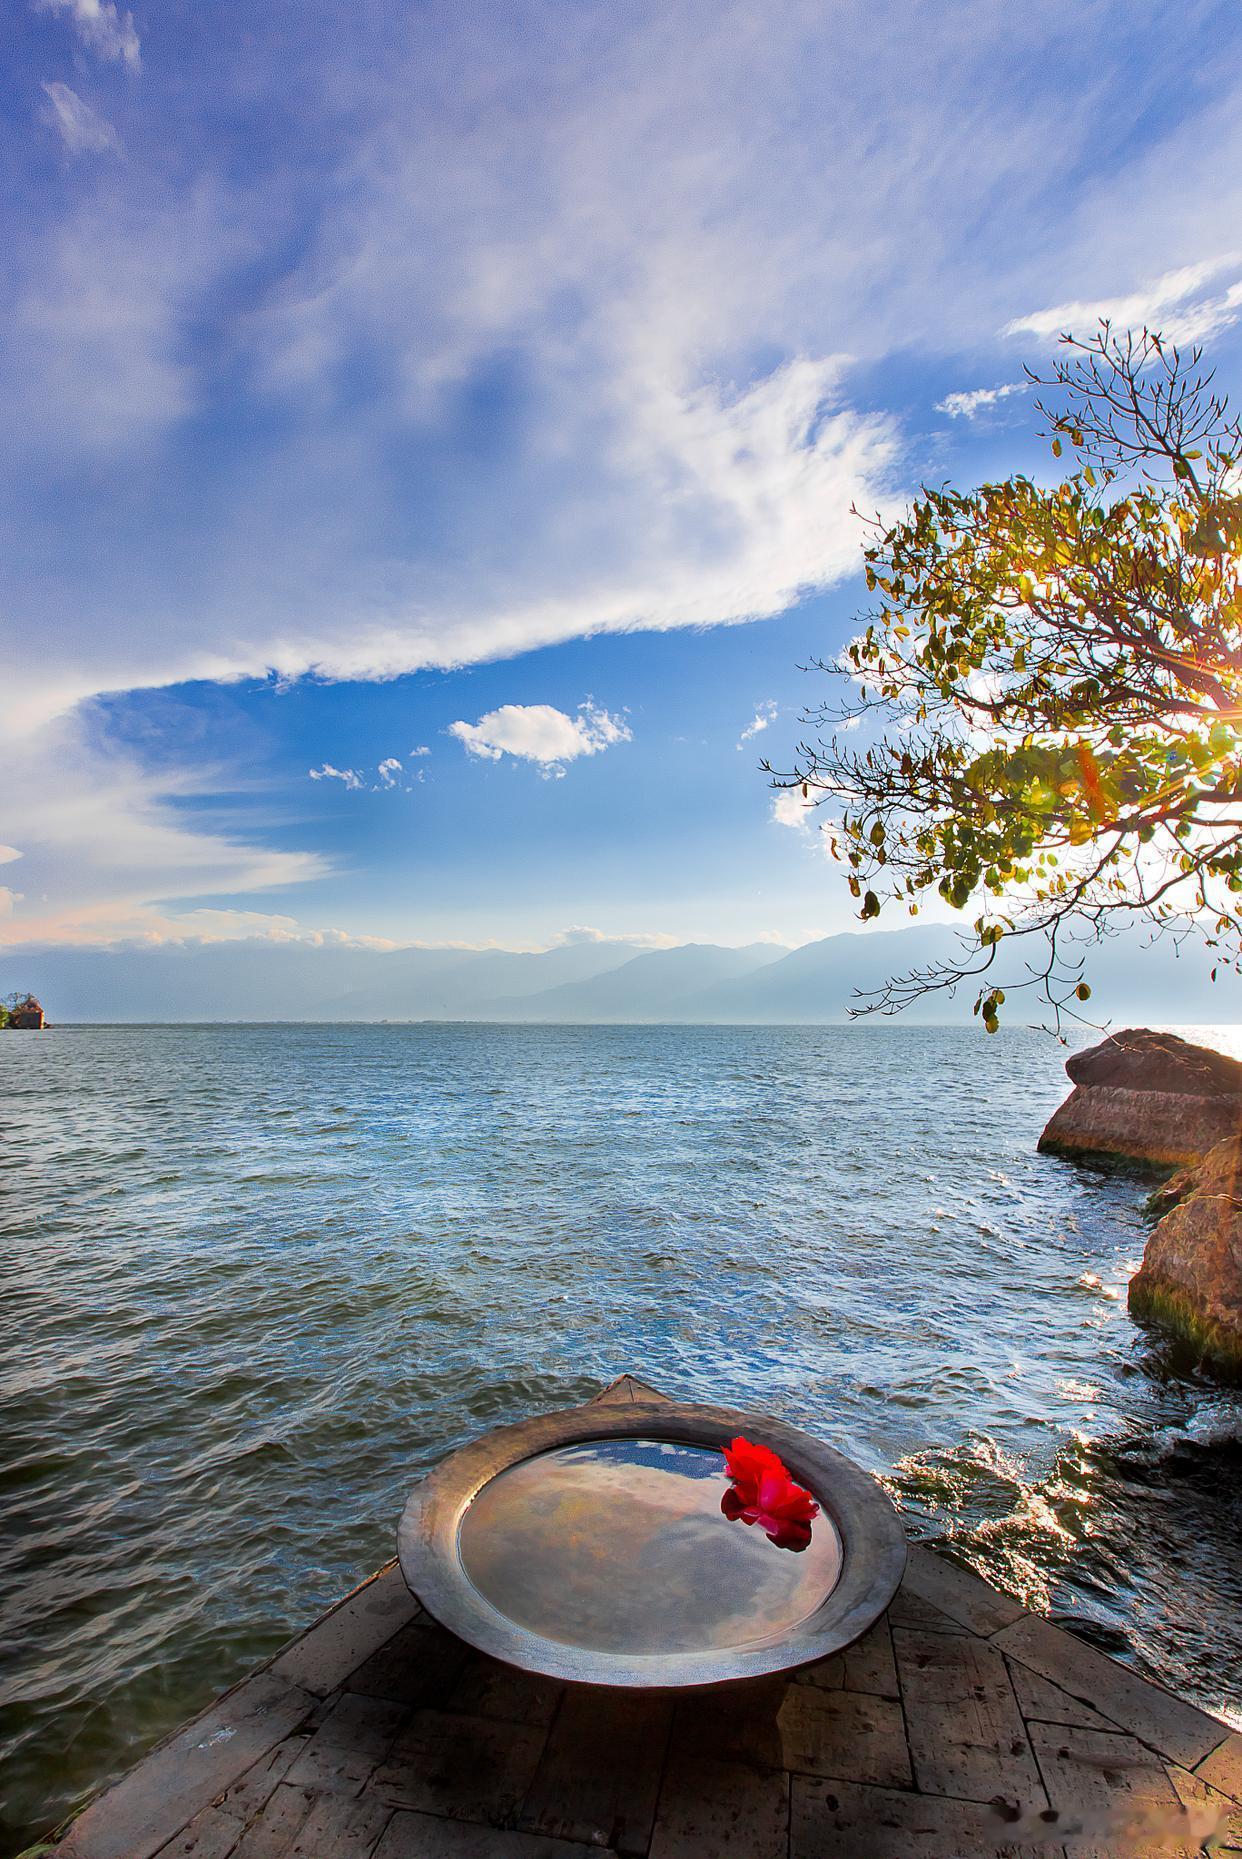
4, 0, 1242, 951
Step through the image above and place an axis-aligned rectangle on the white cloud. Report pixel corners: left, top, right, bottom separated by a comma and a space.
36, 0, 141, 68
553, 924, 680, 948
771, 785, 816, 829
449, 701, 631, 776
39, 82, 120, 155
1005, 256, 1242, 347
936, 381, 1026, 420
308, 762, 364, 789
0, 846, 22, 866
737, 700, 778, 747
410, 745, 431, 757
0, 888, 23, 917
376, 757, 403, 786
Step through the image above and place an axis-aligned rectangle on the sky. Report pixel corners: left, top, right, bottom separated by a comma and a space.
4, 0, 1242, 955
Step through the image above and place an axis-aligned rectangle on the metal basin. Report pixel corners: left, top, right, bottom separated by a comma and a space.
397, 1379, 906, 1689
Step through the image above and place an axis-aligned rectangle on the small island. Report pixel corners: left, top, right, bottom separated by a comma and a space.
1, 991, 46, 1029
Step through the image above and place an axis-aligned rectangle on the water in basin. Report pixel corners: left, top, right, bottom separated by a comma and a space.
456, 1437, 843, 1655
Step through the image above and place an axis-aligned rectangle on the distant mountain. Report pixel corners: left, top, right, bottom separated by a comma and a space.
326, 938, 637, 1019
1, 921, 1234, 1024
482, 942, 785, 1021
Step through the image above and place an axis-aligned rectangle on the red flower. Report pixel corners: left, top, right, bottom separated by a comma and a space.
721, 1436, 819, 1552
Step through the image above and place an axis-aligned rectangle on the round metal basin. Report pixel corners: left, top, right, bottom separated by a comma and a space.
397, 1385, 906, 1689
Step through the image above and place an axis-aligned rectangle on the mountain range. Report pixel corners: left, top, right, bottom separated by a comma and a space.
3, 923, 1235, 1024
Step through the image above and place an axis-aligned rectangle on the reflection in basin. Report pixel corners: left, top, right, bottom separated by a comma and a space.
456, 1437, 843, 1655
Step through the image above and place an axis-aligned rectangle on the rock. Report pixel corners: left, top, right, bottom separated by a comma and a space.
1129, 1137, 1242, 1376
1039, 1030, 1242, 1170
1065, 1028, 1242, 1097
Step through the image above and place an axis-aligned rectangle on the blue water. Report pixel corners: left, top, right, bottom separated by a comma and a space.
2, 1022, 1240, 1850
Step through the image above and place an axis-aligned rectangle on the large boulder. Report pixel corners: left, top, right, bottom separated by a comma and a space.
1129, 1136, 1242, 1376
1065, 1027, 1242, 1097
1039, 1029, 1242, 1170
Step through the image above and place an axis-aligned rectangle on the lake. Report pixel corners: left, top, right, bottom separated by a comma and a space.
1, 1021, 1240, 1850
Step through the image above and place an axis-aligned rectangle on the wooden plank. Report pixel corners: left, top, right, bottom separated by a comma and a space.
791, 1776, 1065, 1859
153, 1737, 310, 1859
896, 1627, 1045, 1808
57, 1675, 316, 1859
372, 1710, 548, 1823
272, 1565, 422, 1700
886, 1585, 969, 1635
796, 1617, 899, 1697
903, 1546, 1028, 1637
1027, 1722, 1193, 1859
1166, 1761, 1242, 1852
230, 1784, 318, 1859
519, 1688, 672, 1856
282, 1787, 392, 1858
668, 1680, 790, 1769
1008, 1663, 1121, 1732
344, 1621, 470, 1708
374, 1812, 613, 1857
994, 1616, 1228, 1770
1197, 1731, 1242, 1802
284, 1694, 408, 1796
445, 1652, 562, 1727
774, 1685, 912, 1787
649, 1754, 788, 1859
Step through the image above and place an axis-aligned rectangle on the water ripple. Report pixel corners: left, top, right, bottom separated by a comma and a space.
1, 1022, 1239, 1851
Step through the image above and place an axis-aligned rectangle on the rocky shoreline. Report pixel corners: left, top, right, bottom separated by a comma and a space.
1039, 1029, 1242, 1378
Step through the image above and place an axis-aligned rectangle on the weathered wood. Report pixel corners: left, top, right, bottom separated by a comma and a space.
1007, 1662, 1121, 1732
229, 1783, 318, 1859
281, 1787, 392, 1858
790, 1776, 1064, 1858
284, 1693, 408, 1796
1198, 1730, 1242, 1799
57, 1674, 316, 1859
344, 1620, 469, 1707
445, 1651, 563, 1727
795, 1616, 899, 1696
902, 1545, 1028, 1637
895, 1627, 1045, 1807
372, 1709, 548, 1823
519, 1689, 672, 1854
774, 1685, 912, 1787
152, 1737, 310, 1858
1026, 1722, 1193, 1859
994, 1616, 1228, 1769
374, 1812, 613, 1857
648, 1755, 788, 1859
272, 1563, 422, 1699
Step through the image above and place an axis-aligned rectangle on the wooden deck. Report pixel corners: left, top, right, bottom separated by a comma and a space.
41, 1384, 1242, 1859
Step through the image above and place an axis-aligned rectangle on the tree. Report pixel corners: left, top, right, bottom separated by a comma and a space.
768, 323, 1242, 1029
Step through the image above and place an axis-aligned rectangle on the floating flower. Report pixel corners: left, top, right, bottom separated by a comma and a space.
721, 1435, 819, 1552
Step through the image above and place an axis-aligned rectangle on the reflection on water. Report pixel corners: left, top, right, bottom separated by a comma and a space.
457, 1438, 842, 1654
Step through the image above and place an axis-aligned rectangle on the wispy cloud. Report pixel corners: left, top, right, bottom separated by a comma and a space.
936, 382, 1026, 420
35, 0, 141, 68
1005, 256, 1242, 347
737, 700, 778, 747
553, 924, 679, 948
308, 762, 364, 789
0, 711, 328, 950
39, 81, 120, 155
308, 756, 422, 792
449, 702, 631, 777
